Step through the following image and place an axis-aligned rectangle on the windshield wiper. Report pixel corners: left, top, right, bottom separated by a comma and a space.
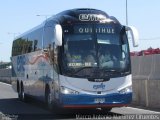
71, 74, 91, 78
104, 69, 123, 74
70, 67, 94, 76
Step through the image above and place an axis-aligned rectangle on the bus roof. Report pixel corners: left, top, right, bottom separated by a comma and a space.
50, 8, 120, 25
14, 8, 121, 40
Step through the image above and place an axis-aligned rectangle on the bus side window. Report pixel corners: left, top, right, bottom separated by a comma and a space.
22, 41, 27, 54
43, 21, 54, 49
28, 42, 32, 53
28, 27, 43, 52
34, 40, 38, 51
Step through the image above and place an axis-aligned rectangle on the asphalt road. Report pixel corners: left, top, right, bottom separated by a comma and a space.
0, 82, 160, 120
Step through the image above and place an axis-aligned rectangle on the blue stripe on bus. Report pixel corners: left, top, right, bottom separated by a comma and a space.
60, 92, 132, 106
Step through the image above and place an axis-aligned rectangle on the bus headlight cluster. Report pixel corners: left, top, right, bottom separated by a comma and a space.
61, 86, 79, 95
119, 85, 132, 94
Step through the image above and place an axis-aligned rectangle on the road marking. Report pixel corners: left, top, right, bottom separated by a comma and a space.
0, 82, 11, 86
0, 112, 17, 120
127, 107, 160, 114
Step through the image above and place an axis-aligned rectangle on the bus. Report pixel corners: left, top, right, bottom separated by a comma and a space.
11, 8, 138, 112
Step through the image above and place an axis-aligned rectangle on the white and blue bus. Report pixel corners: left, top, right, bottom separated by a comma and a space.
11, 8, 138, 111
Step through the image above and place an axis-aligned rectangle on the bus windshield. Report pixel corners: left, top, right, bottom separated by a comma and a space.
61, 24, 130, 78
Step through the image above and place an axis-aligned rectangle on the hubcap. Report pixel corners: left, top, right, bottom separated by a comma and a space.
22, 91, 24, 100
48, 93, 52, 105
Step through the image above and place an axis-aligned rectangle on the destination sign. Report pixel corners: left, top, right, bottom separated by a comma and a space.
74, 26, 115, 34
78, 27, 115, 34
63, 24, 118, 34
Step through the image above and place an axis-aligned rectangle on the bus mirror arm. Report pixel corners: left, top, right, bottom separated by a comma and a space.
55, 24, 62, 46
125, 26, 139, 47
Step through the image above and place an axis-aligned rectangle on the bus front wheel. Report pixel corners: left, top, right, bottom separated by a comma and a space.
45, 86, 53, 110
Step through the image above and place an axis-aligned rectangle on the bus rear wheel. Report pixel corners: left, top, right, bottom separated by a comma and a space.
17, 81, 21, 100
18, 82, 26, 102
20, 83, 26, 101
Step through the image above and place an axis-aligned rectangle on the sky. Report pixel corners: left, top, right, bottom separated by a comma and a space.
0, 0, 160, 62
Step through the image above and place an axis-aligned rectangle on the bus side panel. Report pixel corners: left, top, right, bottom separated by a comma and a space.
11, 51, 54, 100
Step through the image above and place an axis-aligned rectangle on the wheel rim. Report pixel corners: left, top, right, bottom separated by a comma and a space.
22, 91, 24, 100
18, 92, 21, 99
21, 85, 24, 100
47, 92, 52, 106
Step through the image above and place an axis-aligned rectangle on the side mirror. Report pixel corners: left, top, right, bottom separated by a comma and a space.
125, 26, 139, 47
55, 24, 62, 46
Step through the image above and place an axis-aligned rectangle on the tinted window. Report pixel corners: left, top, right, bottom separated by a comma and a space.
43, 21, 54, 49
12, 27, 43, 56
27, 28, 42, 51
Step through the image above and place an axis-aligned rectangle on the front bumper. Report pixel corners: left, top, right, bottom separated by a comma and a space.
60, 92, 132, 109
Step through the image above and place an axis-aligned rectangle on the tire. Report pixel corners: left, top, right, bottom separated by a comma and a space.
19, 82, 26, 102
20, 83, 26, 102
17, 81, 21, 100
45, 85, 63, 113
45, 86, 53, 110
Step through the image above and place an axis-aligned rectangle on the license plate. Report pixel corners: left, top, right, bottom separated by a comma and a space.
94, 98, 105, 103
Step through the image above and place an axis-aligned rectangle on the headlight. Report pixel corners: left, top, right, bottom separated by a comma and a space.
61, 86, 79, 95
119, 85, 132, 94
